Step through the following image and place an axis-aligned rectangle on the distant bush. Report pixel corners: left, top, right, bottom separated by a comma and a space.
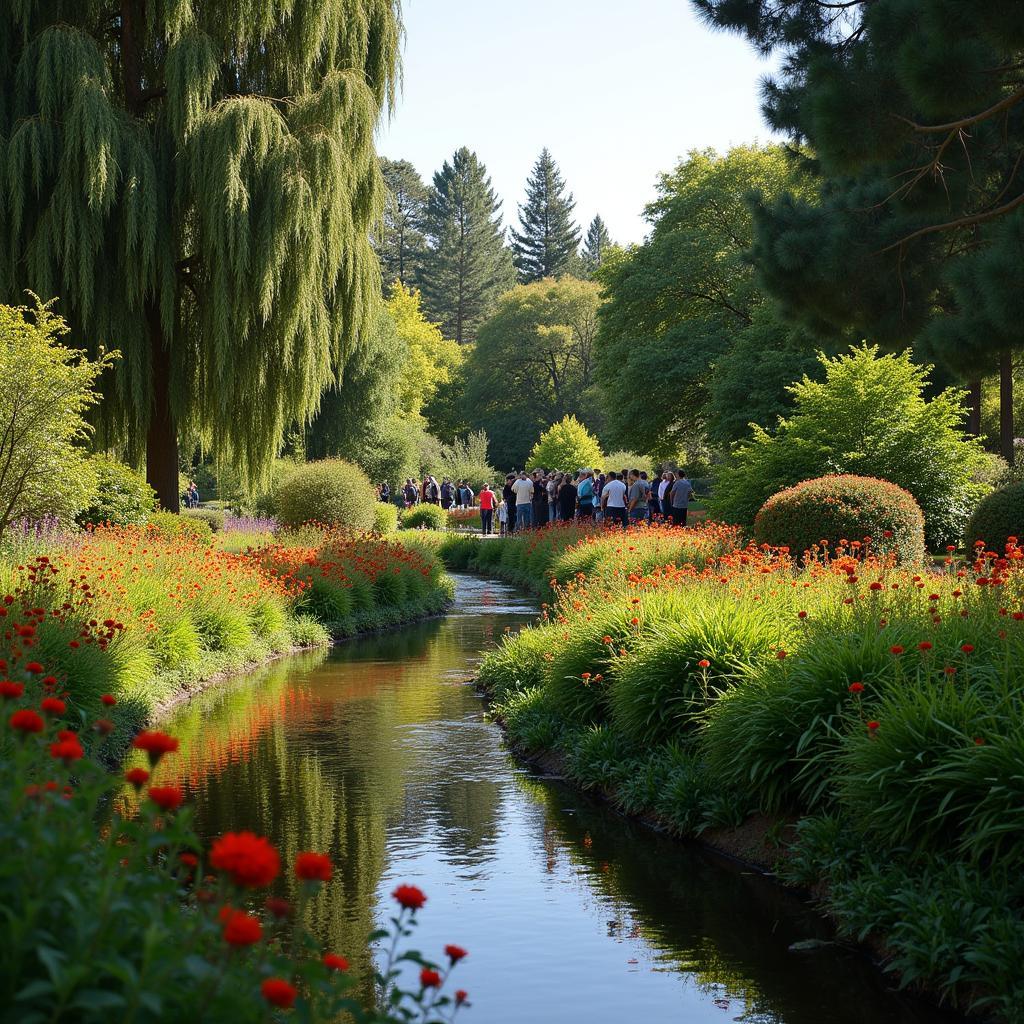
401, 504, 447, 530
754, 475, 926, 565
965, 481, 1024, 552
147, 510, 214, 545
603, 450, 654, 478
77, 456, 156, 527
182, 507, 225, 533
529, 416, 603, 472
275, 460, 376, 530
373, 502, 399, 534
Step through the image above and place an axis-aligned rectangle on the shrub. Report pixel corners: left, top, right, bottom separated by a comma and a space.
754, 474, 926, 565
147, 509, 214, 545
373, 502, 399, 534
528, 415, 603, 472
965, 481, 1024, 552
603, 450, 654, 477
183, 506, 226, 532
77, 456, 156, 527
711, 345, 989, 549
275, 459, 376, 530
401, 503, 448, 530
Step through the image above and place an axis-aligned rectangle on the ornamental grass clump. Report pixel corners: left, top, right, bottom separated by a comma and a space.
0, 652, 472, 1023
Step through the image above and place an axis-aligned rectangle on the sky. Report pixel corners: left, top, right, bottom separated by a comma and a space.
376, 0, 780, 245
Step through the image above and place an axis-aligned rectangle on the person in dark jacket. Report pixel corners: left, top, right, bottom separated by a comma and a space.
503, 475, 517, 534
532, 470, 549, 528
558, 475, 577, 521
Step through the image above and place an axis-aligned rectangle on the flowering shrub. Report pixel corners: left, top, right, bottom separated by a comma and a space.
754, 474, 926, 565
0, 656, 471, 1022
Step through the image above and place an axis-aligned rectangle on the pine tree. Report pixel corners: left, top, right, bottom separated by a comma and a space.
0, 3, 400, 510
581, 215, 613, 276
694, 0, 1023, 464
512, 149, 582, 283
378, 158, 429, 289
421, 147, 514, 344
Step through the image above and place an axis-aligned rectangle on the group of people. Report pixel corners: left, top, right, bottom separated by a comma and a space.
378, 467, 695, 536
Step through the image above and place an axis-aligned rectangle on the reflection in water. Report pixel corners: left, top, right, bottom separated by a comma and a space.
156, 576, 956, 1024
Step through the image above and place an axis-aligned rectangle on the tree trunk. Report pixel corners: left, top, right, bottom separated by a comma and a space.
1000, 351, 1015, 467
146, 306, 180, 512
967, 379, 982, 437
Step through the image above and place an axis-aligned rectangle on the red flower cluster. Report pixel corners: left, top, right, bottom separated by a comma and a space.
393, 883, 427, 911
260, 978, 296, 1008
210, 831, 280, 888
295, 851, 333, 882
221, 909, 262, 946
147, 786, 184, 812
132, 730, 179, 765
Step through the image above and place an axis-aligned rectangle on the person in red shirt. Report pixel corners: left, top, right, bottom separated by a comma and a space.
478, 483, 496, 535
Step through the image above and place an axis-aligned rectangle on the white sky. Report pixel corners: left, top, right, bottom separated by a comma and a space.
377, 0, 779, 244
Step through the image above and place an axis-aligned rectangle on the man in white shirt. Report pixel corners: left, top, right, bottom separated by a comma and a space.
511, 471, 535, 531
601, 471, 628, 529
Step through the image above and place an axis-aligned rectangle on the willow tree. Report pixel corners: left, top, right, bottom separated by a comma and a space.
0, 2, 401, 510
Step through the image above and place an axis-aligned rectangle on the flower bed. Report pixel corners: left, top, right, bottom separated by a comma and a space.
478, 534, 1024, 1018
0, 661, 470, 1022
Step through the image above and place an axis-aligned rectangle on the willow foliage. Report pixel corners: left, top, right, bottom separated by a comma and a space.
0, 1, 401, 499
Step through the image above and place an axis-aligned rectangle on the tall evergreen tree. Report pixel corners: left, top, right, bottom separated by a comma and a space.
378, 158, 429, 289
694, 0, 1024, 464
512, 149, 581, 282
581, 215, 613, 276
0, 2, 400, 510
421, 147, 514, 344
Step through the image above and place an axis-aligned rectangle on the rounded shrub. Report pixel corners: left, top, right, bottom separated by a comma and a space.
373, 502, 399, 534
401, 504, 447, 530
965, 482, 1024, 552
275, 459, 376, 531
147, 510, 213, 545
77, 456, 155, 527
182, 507, 225, 532
754, 474, 925, 565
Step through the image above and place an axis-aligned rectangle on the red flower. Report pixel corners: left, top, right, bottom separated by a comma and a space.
50, 735, 84, 763
132, 730, 179, 765
260, 978, 296, 1008
24, 662, 44, 674
456, 990, 468, 1006
445, 944, 468, 963
867, 720, 880, 732
869, 582, 883, 591
210, 832, 280, 888
889, 645, 904, 656
848, 682, 865, 694
295, 851, 333, 882
323, 953, 350, 972
148, 786, 184, 812
41, 697, 66, 716
918, 641, 932, 651
0, 680, 24, 700
392, 883, 427, 911
179, 852, 199, 868
630, 616, 640, 626
960, 644, 975, 654
797, 610, 807, 619
222, 909, 262, 946
882, 530, 894, 539
265, 897, 292, 918
101, 694, 116, 706
10, 709, 44, 733
776, 650, 788, 659
125, 767, 150, 789
420, 968, 442, 989
697, 659, 711, 669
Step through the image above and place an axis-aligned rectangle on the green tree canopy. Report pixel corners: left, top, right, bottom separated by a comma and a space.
594, 145, 823, 461
0, 2, 400, 510
711, 346, 989, 549
421, 147, 514, 344
694, 0, 1024, 463
529, 416, 604, 472
512, 149, 581, 283
464, 277, 601, 469
581, 215, 613, 277
378, 158, 429, 289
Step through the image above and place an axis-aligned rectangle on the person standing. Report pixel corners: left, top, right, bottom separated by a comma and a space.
512, 471, 535, 531
479, 483, 496, 535
502, 474, 518, 534
426, 476, 440, 505
497, 495, 509, 536
658, 472, 672, 519
379, 480, 391, 504
576, 470, 595, 520
532, 470, 549, 528
558, 473, 577, 521
627, 470, 646, 527
601, 471, 628, 529
440, 479, 454, 510
669, 470, 694, 527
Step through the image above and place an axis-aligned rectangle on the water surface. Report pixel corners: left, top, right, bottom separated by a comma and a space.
157, 575, 955, 1023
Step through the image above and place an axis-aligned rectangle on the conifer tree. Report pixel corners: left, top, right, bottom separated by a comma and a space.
0, 2, 400, 509
694, 0, 1024, 464
581, 215, 613, 276
421, 147, 514, 344
378, 158, 429, 289
512, 149, 582, 283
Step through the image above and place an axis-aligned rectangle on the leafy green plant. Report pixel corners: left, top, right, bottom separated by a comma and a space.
373, 502, 399, 534
477, 624, 560, 701
77, 456, 156, 527
401, 504, 448, 530
754, 474, 926, 565
276, 460, 377, 531
965, 481, 1024, 552
528, 416, 603, 472
182, 507, 226, 532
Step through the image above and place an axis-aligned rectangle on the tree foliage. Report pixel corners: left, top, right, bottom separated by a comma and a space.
512, 149, 581, 283
593, 145, 823, 461
712, 346, 989, 549
0, 300, 111, 540
464, 278, 601, 469
0, 2, 401, 509
693, 0, 1024, 462
378, 158, 429, 288
581, 215, 613, 277
529, 416, 604, 472
77, 456, 156, 528
421, 147, 514, 344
